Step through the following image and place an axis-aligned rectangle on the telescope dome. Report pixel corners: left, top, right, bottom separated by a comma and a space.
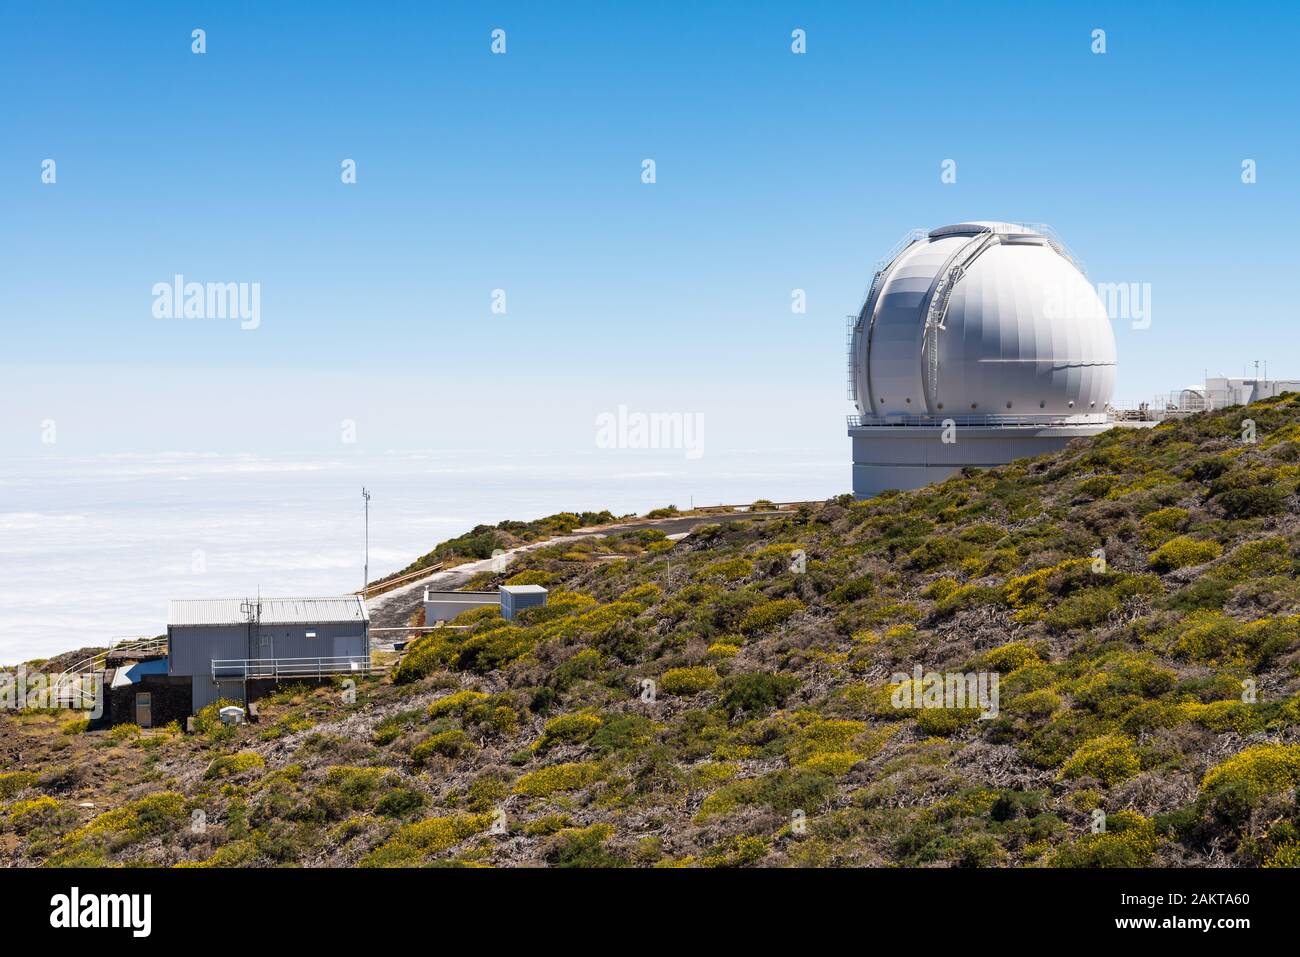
850, 222, 1116, 421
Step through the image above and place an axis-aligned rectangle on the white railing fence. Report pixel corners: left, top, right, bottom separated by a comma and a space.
211, 656, 381, 681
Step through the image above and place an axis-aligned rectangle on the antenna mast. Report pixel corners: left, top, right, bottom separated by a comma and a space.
362, 487, 371, 598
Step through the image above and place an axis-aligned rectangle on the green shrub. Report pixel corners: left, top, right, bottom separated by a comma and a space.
0, 771, 38, 800
660, 667, 718, 696
1166, 611, 1299, 667
324, 765, 385, 803
454, 625, 537, 673
7, 795, 62, 832
1215, 485, 1286, 519
907, 537, 977, 571
57, 792, 188, 863
1139, 506, 1188, 546
922, 577, 960, 602
1177, 700, 1265, 734
700, 835, 768, 868
1201, 744, 1300, 802
1060, 734, 1141, 785
427, 689, 488, 719
204, 751, 265, 780
1044, 588, 1119, 631
932, 584, 1004, 618
360, 812, 494, 866
60, 718, 90, 736
376, 787, 428, 818
1051, 810, 1157, 867
545, 823, 622, 867
373, 708, 423, 745
915, 706, 981, 736
829, 576, 877, 604
513, 762, 599, 797
412, 729, 473, 763
738, 598, 804, 635
1149, 536, 1222, 572
452, 604, 505, 625
984, 641, 1041, 672
620, 583, 663, 604
108, 723, 142, 742
537, 712, 603, 748
504, 569, 556, 586
523, 814, 573, 836
717, 672, 798, 717
1076, 475, 1119, 499
1222, 538, 1292, 579
695, 558, 753, 582
391, 633, 456, 683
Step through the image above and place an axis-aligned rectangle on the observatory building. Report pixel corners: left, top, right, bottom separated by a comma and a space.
847, 222, 1117, 498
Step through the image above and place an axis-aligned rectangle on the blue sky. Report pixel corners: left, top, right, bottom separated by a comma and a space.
2, 0, 1298, 458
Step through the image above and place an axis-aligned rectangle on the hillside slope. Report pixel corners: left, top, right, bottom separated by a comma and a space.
3, 396, 1300, 868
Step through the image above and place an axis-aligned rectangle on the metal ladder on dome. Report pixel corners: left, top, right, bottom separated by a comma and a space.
921, 229, 1001, 410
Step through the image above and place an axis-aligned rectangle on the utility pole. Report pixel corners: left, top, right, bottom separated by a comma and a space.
362, 487, 371, 599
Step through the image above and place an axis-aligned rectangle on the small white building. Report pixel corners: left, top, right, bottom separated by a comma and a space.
1177, 377, 1300, 412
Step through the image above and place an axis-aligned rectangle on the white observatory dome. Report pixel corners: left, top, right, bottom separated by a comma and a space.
850, 222, 1116, 421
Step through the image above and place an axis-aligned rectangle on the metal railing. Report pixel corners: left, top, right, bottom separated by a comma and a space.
211, 656, 379, 680
1015, 222, 1086, 275
359, 561, 445, 599
847, 412, 1110, 429
105, 636, 166, 659
876, 228, 927, 271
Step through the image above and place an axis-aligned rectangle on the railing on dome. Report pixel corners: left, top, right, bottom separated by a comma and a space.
875, 228, 927, 272
1015, 222, 1086, 275
845, 314, 858, 400
847, 413, 1110, 428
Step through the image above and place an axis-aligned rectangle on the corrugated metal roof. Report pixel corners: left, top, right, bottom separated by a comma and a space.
168, 596, 369, 627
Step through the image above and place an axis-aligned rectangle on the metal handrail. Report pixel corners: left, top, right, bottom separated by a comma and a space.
211, 656, 378, 680
106, 636, 166, 658
1015, 222, 1086, 275
875, 228, 927, 271
847, 413, 1110, 428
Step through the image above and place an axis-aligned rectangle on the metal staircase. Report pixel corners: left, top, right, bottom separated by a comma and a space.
48, 636, 167, 711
